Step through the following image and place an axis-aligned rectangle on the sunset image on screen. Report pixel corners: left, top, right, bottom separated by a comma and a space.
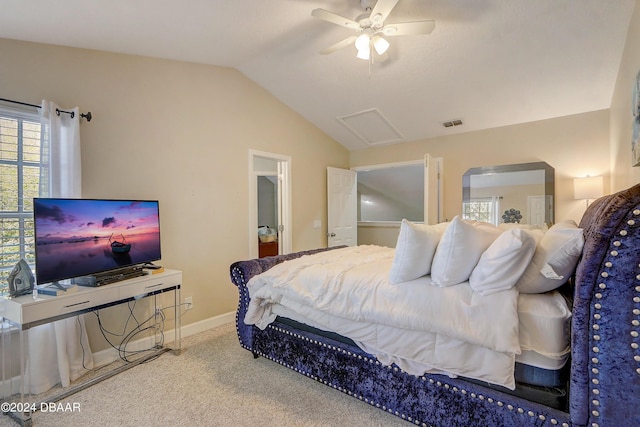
34, 199, 161, 284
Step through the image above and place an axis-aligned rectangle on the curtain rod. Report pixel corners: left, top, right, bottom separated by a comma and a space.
0, 97, 92, 122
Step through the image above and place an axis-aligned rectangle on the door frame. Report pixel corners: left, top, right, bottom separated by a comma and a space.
249, 150, 292, 258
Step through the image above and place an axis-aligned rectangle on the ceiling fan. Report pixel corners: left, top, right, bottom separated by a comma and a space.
312, 0, 435, 61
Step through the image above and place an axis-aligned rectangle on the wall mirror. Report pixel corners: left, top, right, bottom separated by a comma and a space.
357, 162, 424, 222
355, 155, 442, 225
462, 161, 554, 226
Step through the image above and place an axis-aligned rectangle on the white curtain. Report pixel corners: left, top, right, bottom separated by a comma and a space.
22, 100, 94, 394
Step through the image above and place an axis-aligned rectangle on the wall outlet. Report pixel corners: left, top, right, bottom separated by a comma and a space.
185, 296, 193, 310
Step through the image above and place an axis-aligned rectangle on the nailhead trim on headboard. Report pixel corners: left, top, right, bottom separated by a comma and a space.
587, 208, 640, 427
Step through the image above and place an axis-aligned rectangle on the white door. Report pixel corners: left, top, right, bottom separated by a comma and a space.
276, 161, 289, 254
327, 167, 357, 247
424, 154, 440, 225
527, 195, 547, 226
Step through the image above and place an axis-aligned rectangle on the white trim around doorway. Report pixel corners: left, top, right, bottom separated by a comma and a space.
248, 149, 292, 259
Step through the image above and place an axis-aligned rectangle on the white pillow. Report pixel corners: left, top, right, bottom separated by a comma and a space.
388, 219, 448, 284
498, 223, 549, 232
430, 216, 502, 287
469, 229, 537, 295
516, 220, 585, 294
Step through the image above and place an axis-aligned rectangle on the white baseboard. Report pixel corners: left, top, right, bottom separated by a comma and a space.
180, 311, 235, 337
92, 311, 235, 367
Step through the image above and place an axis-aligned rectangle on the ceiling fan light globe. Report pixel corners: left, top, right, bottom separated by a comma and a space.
372, 35, 390, 55
355, 33, 371, 51
356, 47, 370, 60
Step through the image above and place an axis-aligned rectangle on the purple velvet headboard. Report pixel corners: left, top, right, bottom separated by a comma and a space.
570, 182, 640, 426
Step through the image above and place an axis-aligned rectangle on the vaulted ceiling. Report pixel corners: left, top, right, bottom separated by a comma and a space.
0, 0, 635, 150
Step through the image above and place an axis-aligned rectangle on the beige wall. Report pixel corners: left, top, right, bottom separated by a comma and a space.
350, 110, 611, 226
2, 3, 638, 346
610, 0, 640, 189
0, 38, 349, 345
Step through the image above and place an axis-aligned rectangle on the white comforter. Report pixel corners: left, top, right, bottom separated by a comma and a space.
244, 245, 521, 389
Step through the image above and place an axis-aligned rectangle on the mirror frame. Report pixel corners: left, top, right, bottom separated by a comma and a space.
462, 161, 555, 225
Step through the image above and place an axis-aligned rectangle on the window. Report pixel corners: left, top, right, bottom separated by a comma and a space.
0, 107, 48, 294
462, 197, 500, 225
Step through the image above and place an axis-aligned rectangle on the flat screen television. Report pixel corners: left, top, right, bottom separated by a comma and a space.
33, 198, 162, 285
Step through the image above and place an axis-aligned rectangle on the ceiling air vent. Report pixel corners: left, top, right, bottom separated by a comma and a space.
443, 119, 463, 128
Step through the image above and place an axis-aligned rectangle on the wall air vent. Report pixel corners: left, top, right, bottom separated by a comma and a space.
337, 108, 404, 146
443, 119, 463, 128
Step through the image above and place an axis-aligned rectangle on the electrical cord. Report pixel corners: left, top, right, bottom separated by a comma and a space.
81, 299, 185, 366
77, 315, 93, 371
94, 300, 167, 363
77, 315, 127, 373
117, 309, 165, 361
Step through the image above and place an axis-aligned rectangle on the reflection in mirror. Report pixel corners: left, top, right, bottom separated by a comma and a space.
357, 163, 424, 222
462, 162, 554, 226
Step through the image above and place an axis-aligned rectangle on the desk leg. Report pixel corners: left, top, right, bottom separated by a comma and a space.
153, 294, 162, 349
0, 323, 33, 427
17, 327, 31, 426
173, 285, 182, 355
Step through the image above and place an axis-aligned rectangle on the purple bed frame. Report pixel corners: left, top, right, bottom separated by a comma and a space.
230, 183, 640, 427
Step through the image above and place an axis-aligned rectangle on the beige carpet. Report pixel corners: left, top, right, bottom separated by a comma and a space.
0, 323, 410, 427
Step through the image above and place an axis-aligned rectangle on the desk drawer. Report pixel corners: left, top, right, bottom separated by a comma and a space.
118, 272, 181, 300
22, 287, 120, 325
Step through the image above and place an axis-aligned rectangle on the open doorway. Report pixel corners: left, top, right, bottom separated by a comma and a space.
249, 150, 292, 258
257, 175, 278, 256
328, 155, 443, 248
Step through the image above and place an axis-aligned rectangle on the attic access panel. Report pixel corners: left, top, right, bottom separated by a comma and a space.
337, 108, 404, 146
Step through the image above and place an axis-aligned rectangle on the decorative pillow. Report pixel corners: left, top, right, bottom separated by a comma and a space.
388, 219, 448, 284
516, 220, 585, 294
430, 216, 502, 287
498, 222, 549, 232
469, 229, 537, 295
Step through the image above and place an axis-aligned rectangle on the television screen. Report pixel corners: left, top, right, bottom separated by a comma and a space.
33, 198, 161, 285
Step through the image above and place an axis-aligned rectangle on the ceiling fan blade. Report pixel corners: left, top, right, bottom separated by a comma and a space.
369, 0, 400, 27
312, 8, 361, 30
382, 20, 436, 36
319, 35, 358, 55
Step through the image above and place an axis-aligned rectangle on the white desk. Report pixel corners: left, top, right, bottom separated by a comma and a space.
0, 269, 182, 426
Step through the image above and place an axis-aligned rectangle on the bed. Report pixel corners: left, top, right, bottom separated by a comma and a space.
230, 183, 640, 427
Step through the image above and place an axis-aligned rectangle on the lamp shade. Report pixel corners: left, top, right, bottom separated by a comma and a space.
574, 176, 604, 200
